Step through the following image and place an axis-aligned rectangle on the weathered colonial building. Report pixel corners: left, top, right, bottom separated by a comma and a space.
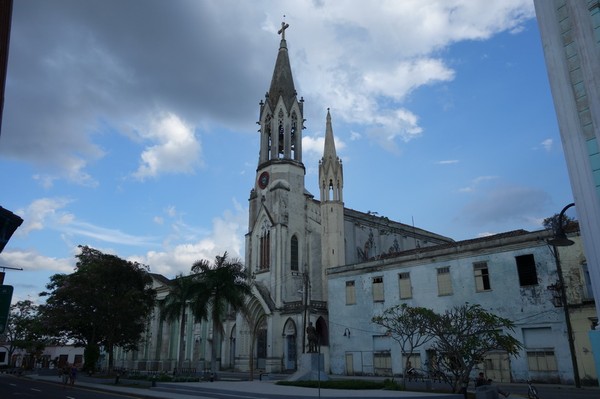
112, 24, 596, 385
328, 228, 596, 385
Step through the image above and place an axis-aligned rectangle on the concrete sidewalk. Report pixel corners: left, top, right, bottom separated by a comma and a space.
26, 373, 463, 399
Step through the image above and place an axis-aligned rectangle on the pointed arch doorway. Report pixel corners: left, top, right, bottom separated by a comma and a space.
283, 318, 298, 371
256, 316, 267, 370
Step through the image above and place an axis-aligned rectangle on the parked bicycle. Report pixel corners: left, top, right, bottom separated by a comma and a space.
527, 380, 539, 399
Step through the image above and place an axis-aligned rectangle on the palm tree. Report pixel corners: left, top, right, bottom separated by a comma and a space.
158, 273, 204, 372
191, 252, 251, 375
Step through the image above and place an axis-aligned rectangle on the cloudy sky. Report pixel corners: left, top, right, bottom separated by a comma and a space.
0, 0, 574, 303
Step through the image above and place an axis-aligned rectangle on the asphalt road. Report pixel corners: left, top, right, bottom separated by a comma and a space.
3, 371, 599, 399
0, 374, 148, 399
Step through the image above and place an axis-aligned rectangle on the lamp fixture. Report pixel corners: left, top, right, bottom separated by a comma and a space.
547, 202, 575, 247
343, 328, 351, 337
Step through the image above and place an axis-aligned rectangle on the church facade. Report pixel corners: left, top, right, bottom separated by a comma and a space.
222, 25, 453, 373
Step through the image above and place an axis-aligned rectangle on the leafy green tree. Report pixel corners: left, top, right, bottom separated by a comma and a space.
159, 273, 206, 371
372, 304, 434, 387
3, 300, 48, 368
425, 304, 522, 393
39, 245, 156, 371
372, 303, 521, 393
191, 252, 251, 375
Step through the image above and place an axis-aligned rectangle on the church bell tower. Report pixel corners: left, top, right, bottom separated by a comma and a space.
319, 109, 345, 298
244, 22, 322, 373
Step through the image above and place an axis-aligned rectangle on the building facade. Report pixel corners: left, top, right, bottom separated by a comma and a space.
534, 0, 600, 373
327, 229, 596, 384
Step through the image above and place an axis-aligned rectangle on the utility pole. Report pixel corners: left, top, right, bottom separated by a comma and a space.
548, 202, 581, 388
302, 270, 309, 353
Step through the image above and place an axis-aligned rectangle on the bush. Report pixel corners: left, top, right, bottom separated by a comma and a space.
277, 379, 403, 390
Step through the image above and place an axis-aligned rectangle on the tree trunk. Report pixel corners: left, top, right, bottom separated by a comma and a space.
210, 318, 218, 375
107, 343, 114, 373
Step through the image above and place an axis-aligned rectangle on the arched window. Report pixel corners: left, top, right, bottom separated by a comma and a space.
259, 227, 270, 271
291, 112, 297, 159
265, 113, 272, 161
291, 235, 299, 271
278, 109, 285, 157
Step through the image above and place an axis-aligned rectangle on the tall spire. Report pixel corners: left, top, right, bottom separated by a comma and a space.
323, 108, 337, 160
319, 109, 343, 203
268, 22, 296, 110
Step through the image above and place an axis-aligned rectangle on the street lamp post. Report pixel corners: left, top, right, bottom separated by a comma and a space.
548, 202, 581, 388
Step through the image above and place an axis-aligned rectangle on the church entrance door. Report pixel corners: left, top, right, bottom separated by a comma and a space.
256, 320, 267, 370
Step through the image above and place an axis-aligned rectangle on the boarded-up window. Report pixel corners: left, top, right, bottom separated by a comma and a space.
74, 354, 83, 367
345, 280, 356, 305
437, 267, 453, 296
527, 350, 558, 371
402, 352, 422, 370
474, 262, 491, 292
399, 272, 412, 299
373, 351, 392, 376
516, 254, 538, 286
373, 276, 384, 302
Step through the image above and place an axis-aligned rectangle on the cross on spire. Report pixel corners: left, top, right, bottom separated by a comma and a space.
278, 21, 290, 40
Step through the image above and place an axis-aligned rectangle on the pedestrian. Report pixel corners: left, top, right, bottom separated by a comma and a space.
61, 364, 69, 388
475, 372, 487, 387
69, 364, 77, 387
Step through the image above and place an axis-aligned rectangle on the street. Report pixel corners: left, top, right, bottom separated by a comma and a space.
2, 372, 599, 399
0, 374, 148, 399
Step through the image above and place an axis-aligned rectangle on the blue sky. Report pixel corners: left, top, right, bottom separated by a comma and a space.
0, 0, 574, 303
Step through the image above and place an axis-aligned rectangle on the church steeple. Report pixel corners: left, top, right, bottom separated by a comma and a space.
258, 22, 304, 166
319, 109, 343, 203
267, 22, 296, 111
323, 109, 337, 163
320, 109, 345, 288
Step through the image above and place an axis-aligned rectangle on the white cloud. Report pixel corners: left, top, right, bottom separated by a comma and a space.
15, 197, 157, 247
60, 220, 158, 247
302, 134, 346, 159
437, 160, 459, 165
131, 200, 247, 278
16, 198, 73, 235
363, 58, 455, 100
0, 249, 73, 273
541, 138, 553, 152
459, 175, 499, 193
133, 113, 202, 180
2, 199, 248, 296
